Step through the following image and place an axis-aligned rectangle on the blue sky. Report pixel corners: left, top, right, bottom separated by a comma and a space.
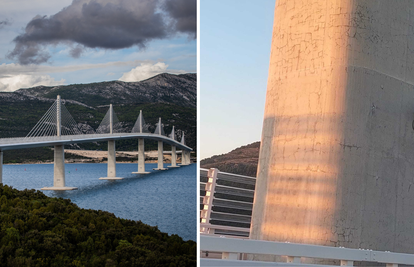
0, 0, 196, 91
200, 0, 275, 159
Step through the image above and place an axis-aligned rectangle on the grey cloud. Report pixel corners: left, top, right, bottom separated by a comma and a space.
69, 46, 84, 58
163, 0, 196, 38
8, 0, 196, 65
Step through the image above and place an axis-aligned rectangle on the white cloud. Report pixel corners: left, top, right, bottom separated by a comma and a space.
119, 62, 186, 82
0, 74, 64, 92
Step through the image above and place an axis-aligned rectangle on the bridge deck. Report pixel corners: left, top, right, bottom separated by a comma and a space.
0, 133, 192, 151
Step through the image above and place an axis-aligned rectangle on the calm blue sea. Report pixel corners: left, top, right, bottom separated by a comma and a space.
2, 163, 196, 241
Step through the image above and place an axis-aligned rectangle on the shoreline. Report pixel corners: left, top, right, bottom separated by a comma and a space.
4, 149, 196, 165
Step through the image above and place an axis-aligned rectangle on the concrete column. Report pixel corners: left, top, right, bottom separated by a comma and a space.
42, 145, 77, 190
187, 151, 191, 164
153, 141, 166, 170
184, 151, 189, 165
179, 151, 185, 165
0, 151, 3, 184
132, 138, 149, 174
100, 140, 123, 180
180, 150, 190, 166
169, 145, 180, 168
107, 140, 116, 177
250, 0, 414, 259
54, 145, 65, 187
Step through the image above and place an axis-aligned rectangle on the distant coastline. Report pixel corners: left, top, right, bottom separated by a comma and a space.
5, 149, 196, 165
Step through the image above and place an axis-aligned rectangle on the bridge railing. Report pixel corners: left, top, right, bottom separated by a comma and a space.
200, 168, 255, 238
200, 235, 414, 266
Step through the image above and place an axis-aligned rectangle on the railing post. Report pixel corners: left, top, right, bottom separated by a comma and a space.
200, 168, 218, 234
287, 256, 301, 264
341, 260, 354, 266
222, 252, 239, 260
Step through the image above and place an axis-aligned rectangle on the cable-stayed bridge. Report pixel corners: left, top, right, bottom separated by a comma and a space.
0, 95, 193, 190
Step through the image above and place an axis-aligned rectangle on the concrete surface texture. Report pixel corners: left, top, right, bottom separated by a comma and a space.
107, 140, 116, 177
53, 145, 65, 187
251, 0, 414, 254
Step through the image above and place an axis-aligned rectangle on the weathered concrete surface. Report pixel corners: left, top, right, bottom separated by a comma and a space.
42, 145, 77, 190
53, 145, 65, 187
99, 140, 123, 180
251, 0, 414, 256
153, 141, 167, 170
132, 138, 150, 174
169, 145, 180, 168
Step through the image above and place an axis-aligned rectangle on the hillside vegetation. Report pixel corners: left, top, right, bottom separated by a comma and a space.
0, 184, 196, 266
200, 142, 260, 177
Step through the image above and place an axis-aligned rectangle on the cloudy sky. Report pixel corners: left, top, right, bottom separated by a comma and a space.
0, 0, 196, 92
200, 0, 275, 159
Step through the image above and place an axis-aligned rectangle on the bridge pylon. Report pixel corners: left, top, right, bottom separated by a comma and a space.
42, 95, 77, 190
132, 110, 150, 174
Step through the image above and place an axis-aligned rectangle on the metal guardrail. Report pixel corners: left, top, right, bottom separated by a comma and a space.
200, 168, 255, 237
200, 235, 414, 266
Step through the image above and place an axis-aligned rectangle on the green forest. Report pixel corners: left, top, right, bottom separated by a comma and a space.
0, 184, 196, 266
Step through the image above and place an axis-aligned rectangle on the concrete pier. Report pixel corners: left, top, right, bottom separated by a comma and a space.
169, 146, 180, 168
42, 145, 77, 190
180, 150, 190, 166
153, 141, 167, 170
250, 0, 414, 257
100, 140, 123, 180
133, 138, 150, 174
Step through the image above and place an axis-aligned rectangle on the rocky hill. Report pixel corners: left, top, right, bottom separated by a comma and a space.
200, 141, 260, 177
0, 73, 196, 163
14, 73, 196, 108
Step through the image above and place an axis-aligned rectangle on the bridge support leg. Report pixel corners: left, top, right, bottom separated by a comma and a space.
133, 138, 149, 174
42, 145, 77, 190
100, 140, 123, 180
180, 150, 190, 166
153, 141, 167, 170
187, 151, 191, 164
169, 146, 180, 168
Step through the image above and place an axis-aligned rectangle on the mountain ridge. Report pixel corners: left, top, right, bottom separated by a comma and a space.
200, 141, 260, 177
12, 73, 196, 108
